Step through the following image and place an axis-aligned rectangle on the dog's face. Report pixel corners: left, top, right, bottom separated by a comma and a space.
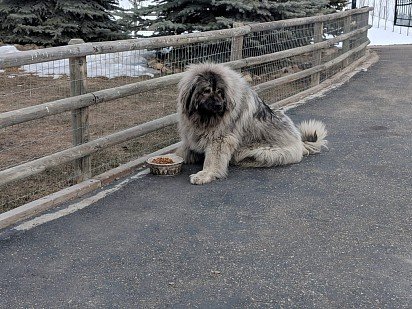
186, 71, 227, 119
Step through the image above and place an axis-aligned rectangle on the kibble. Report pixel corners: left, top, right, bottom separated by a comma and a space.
151, 157, 174, 164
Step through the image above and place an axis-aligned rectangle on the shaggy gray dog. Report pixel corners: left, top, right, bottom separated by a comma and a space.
176, 63, 327, 185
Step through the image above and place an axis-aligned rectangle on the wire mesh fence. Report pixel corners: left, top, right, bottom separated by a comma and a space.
0, 8, 372, 213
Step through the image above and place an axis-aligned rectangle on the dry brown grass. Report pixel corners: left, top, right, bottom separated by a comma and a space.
0, 71, 179, 212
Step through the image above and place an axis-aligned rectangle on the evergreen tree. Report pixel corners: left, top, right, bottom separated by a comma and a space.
131, 0, 344, 36
113, 1, 137, 38
0, 0, 127, 46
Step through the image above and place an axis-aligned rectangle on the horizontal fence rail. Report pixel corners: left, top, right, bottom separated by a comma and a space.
0, 8, 373, 210
0, 74, 183, 129
0, 7, 372, 69
254, 40, 370, 92
0, 25, 371, 129
0, 113, 178, 186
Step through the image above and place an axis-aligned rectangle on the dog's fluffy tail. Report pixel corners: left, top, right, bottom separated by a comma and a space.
298, 119, 328, 155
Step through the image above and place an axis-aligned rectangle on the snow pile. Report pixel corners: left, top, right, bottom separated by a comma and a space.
0, 45, 19, 54
0, 45, 159, 79
368, 17, 411, 45
0, 46, 20, 74
369, 27, 411, 45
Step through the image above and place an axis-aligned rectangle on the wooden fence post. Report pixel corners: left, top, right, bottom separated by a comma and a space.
342, 15, 352, 67
69, 38, 91, 183
230, 22, 244, 61
311, 21, 323, 86
361, 12, 369, 56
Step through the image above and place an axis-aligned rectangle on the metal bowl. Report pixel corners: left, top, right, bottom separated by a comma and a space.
146, 154, 183, 176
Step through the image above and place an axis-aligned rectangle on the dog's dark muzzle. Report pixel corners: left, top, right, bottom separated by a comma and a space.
211, 100, 224, 113
199, 99, 225, 114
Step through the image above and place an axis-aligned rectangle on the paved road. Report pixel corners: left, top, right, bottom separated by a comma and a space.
0, 46, 411, 308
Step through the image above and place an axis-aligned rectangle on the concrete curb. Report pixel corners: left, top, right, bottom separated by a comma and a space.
0, 179, 101, 230
369, 44, 412, 48
0, 142, 181, 230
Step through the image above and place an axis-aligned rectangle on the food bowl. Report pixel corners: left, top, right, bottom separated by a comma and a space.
146, 154, 184, 176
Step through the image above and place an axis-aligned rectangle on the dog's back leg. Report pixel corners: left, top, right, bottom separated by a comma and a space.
233, 143, 304, 167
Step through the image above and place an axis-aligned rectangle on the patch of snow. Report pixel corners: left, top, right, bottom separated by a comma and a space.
0, 45, 19, 54
118, 0, 154, 9
0, 46, 20, 73
369, 27, 411, 45
349, 0, 411, 45
118, 0, 133, 9
137, 30, 155, 37
368, 17, 411, 45
0, 46, 158, 79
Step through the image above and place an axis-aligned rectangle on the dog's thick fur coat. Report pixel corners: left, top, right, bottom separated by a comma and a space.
176, 63, 327, 184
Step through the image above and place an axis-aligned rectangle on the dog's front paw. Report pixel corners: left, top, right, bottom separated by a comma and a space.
190, 171, 215, 185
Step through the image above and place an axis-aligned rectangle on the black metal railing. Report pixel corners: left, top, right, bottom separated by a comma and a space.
395, 0, 412, 27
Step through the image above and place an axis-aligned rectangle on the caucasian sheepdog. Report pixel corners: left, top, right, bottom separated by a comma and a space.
176, 63, 327, 185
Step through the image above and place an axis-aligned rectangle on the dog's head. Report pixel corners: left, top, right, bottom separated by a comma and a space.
179, 65, 231, 122
191, 71, 227, 116
185, 71, 228, 118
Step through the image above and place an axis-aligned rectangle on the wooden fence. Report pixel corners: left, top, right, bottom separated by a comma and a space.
0, 8, 373, 193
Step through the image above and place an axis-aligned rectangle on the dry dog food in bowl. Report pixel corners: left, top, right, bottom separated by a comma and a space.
147, 154, 183, 176
151, 157, 175, 165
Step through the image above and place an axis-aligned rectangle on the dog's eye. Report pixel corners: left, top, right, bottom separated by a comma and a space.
204, 88, 212, 94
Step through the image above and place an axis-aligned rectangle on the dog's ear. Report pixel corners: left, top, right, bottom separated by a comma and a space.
185, 83, 198, 116
221, 85, 234, 111
178, 76, 198, 116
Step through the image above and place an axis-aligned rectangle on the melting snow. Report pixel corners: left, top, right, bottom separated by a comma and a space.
0, 46, 159, 79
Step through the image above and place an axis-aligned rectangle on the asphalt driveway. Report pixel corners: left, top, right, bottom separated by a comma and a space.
0, 46, 411, 308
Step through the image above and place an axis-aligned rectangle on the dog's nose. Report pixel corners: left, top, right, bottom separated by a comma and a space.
213, 102, 223, 112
